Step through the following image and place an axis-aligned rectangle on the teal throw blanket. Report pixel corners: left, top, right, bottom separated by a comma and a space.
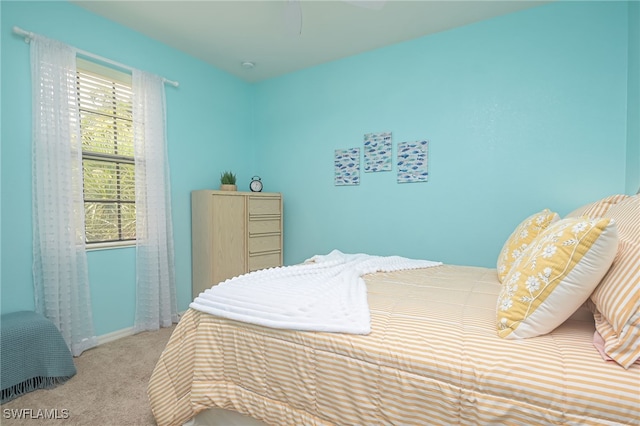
1, 311, 77, 403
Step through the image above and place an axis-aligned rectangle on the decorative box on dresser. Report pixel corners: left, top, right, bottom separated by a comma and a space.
191, 190, 283, 299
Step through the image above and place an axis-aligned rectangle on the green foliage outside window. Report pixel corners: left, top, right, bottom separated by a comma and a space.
78, 62, 136, 245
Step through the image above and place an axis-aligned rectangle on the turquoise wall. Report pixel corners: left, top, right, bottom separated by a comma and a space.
0, 1, 254, 335
254, 0, 632, 267
628, 0, 640, 194
1, 1, 636, 337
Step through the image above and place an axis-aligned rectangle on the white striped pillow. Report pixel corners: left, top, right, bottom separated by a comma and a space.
566, 194, 629, 219
590, 195, 640, 369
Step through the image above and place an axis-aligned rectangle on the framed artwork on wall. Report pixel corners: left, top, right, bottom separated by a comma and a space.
363, 132, 392, 173
334, 148, 360, 186
397, 140, 429, 183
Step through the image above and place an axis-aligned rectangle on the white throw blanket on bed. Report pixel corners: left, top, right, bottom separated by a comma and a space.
189, 250, 442, 334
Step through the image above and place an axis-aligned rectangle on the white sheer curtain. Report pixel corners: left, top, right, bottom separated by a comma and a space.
31, 35, 98, 357
132, 70, 178, 332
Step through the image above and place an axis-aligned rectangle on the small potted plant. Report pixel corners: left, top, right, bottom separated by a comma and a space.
219, 171, 237, 191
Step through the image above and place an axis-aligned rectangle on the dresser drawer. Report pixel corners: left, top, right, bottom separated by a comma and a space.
249, 218, 281, 235
249, 197, 281, 216
192, 190, 283, 299
249, 252, 282, 272
249, 234, 281, 253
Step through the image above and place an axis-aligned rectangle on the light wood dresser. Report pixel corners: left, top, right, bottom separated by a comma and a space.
191, 190, 283, 299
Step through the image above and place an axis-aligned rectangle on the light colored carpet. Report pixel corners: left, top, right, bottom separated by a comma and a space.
1, 325, 175, 426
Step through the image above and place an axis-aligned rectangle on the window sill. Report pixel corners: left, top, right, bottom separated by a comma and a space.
86, 241, 135, 251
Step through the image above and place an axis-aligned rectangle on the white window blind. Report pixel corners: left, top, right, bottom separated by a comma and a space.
77, 58, 136, 246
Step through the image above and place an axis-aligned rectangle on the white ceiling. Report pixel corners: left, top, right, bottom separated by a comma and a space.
72, 0, 548, 83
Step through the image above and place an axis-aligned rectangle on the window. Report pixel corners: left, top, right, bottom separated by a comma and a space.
76, 58, 135, 247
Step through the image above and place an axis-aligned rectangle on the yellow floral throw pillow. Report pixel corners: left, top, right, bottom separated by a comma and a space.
497, 217, 618, 339
497, 209, 560, 283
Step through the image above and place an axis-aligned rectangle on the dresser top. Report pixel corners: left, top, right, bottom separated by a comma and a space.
193, 190, 281, 197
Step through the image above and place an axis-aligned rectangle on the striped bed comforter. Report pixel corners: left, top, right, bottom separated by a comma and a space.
148, 265, 640, 426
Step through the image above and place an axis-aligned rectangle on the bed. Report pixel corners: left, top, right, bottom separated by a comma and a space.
148, 195, 639, 426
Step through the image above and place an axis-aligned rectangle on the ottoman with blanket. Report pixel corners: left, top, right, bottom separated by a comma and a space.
1, 311, 76, 403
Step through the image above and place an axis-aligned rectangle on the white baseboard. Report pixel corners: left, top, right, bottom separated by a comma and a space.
96, 310, 185, 346
97, 326, 135, 345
